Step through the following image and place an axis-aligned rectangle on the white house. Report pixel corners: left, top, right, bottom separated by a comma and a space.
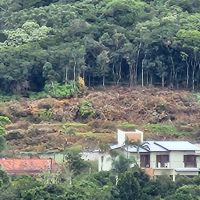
98, 129, 200, 181
124, 141, 200, 181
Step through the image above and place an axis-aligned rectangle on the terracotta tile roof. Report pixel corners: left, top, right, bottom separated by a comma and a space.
0, 158, 59, 175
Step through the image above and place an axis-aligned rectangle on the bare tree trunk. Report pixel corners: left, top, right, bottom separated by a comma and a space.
175, 71, 179, 89
186, 60, 189, 89
129, 63, 134, 87
192, 68, 195, 91
88, 75, 91, 87
170, 55, 175, 88
162, 73, 165, 88
150, 74, 153, 85
192, 58, 196, 91
146, 71, 149, 86
169, 69, 173, 88
141, 55, 146, 88
135, 42, 142, 85
65, 66, 68, 83
73, 62, 76, 82
142, 62, 144, 87
117, 59, 122, 85
103, 76, 105, 87
73, 61, 77, 89
112, 63, 116, 85
101, 155, 104, 171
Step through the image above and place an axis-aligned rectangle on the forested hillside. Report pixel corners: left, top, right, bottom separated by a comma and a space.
0, 0, 200, 94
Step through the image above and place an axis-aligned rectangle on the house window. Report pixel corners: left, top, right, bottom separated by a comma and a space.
140, 154, 150, 168
184, 155, 197, 168
156, 155, 169, 168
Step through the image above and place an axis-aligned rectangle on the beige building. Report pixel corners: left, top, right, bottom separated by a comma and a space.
99, 130, 200, 181
125, 141, 200, 181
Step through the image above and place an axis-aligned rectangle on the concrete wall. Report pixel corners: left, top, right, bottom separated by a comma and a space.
169, 151, 199, 168
197, 156, 200, 168
98, 150, 200, 173
81, 152, 100, 161
175, 171, 199, 176
149, 151, 198, 169
154, 168, 174, 176
117, 129, 126, 146
98, 151, 139, 172
98, 153, 112, 171
169, 151, 193, 168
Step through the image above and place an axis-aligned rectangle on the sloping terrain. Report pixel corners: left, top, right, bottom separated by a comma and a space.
0, 86, 200, 152
85, 87, 200, 124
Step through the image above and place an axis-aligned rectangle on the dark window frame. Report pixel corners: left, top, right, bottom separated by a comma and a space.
140, 154, 150, 168
156, 154, 169, 168
184, 155, 197, 168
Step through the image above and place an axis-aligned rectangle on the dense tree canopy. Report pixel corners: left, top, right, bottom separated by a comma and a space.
0, 0, 200, 93
1, 167, 200, 199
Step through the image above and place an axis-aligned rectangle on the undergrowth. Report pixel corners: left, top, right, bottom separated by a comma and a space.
144, 123, 195, 136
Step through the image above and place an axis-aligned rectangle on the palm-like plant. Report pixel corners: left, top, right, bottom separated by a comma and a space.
112, 154, 131, 174
98, 142, 110, 171
124, 137, 150, 166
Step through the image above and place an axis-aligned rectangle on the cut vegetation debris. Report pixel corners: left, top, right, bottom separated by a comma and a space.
0, 87, 200, 153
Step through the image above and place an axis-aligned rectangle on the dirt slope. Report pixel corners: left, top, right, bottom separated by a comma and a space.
85, 86, 200, 124
0, 86, 200, 152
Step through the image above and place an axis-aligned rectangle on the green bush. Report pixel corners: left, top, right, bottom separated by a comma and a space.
0, 127, 6, 135
0, 116, 11, 127
29, 91, 48, 100
44, 81, 79, 98
0, 136, 6, 152
62, 124, 76, 136
0, 116, 11, 135
65, 151, 90, 176
0, 93, 21, 102
38, 109, 53, 121
117, 122, 136, 130
145, 123, 177, 135
0, 169, 10, 187
79, 100, 95, 119
194, 93, 200, 102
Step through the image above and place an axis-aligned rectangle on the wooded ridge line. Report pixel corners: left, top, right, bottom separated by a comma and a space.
0, 0, 200, 93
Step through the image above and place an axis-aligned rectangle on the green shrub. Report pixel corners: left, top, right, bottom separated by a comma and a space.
0, 93, 21, 102
117, 122, 136, 130
79, 100, 95, 119
0, 136, 6, 152
38, 109, 53, 121
62, 124, 76, 136
194, 93, 200, 102
44, 81, 79, 98
64, 122, 87, 128
0, 116, 11, 126
0, 127, 6, 135
29, 91, 48, 100
65, 151, 90, 176
145, 123, 177, 135
0, 169, 9, 187
0, 116, 11, 135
